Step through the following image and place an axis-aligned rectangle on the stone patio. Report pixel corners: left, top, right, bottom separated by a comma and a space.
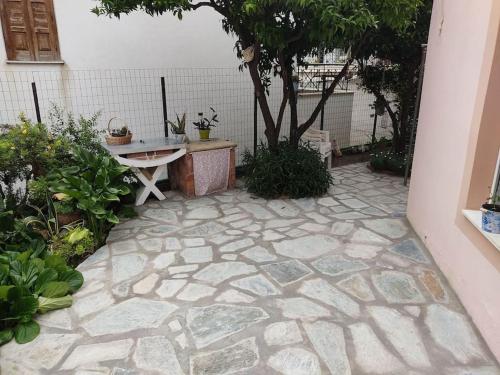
2, 163, 499, 375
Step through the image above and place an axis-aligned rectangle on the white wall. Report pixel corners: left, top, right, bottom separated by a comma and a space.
0, 0, 240, 69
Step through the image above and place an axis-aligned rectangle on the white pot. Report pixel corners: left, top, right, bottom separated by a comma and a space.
173, 134, 186, 143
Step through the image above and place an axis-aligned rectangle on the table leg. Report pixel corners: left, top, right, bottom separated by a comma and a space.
133, 166, 166, 206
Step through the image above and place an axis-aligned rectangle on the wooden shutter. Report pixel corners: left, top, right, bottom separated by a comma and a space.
0, 0, 35, 60
0, 0, 59, 61
26, 0, 59, 60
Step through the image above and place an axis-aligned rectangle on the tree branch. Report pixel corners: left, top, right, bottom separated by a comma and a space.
296, 59, 350, 137
276, 52, 289, 136
296, 32, 369, 139
190, 2, 212, 10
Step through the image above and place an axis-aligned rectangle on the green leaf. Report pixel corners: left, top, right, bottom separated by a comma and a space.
0, 285, 14, 300
10, 295, 38, 319
0, 329, 14, 346
16, 250, 32, 264
40, 281, 70, 298
44, 255, 67, 273
14, 320, 40, 344
0, 264, 8, 284
9, 260, 39, 289
34, 268, 58, 295
66, 227, 90, 244
58, 270, 84, 293
37, 295, 73, 314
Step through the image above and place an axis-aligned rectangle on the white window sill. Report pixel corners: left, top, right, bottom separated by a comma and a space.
6, 60, 65, 65
463, 209, 500, 251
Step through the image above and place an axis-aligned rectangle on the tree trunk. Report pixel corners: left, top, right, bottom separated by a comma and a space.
246, 45, 279, 150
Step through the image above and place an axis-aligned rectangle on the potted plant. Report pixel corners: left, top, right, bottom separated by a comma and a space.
53, 193, 81, 226
167, 113, 187, 143
193, 107, 218, 141
481, 177, 500, 234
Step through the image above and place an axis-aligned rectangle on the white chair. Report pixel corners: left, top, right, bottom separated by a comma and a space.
301, 128, 332, 167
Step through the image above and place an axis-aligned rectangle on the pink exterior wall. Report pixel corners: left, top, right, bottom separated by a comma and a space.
408, 0, 500, 360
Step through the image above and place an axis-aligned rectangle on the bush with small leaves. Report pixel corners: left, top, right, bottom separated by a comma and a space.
243, 140, 333, 199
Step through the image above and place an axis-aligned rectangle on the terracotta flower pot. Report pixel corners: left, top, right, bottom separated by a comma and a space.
57, 211, 81, 226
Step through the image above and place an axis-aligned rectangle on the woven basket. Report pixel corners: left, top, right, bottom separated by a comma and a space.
105, 117, 132, 145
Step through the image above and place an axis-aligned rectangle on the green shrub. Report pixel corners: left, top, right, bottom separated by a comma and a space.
0, 245, 83, 346
48, 105, 104, 153
370, 150, 408, 176
0, 116, 67, 207
243, 140, 333, 199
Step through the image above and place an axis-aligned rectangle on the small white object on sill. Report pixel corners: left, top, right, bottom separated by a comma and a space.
462, 209, 500, 251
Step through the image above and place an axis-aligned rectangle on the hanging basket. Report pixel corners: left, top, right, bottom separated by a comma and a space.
105, 117, 132, 145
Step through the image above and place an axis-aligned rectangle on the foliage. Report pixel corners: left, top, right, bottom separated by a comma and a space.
357, 0, 432, 154
0, 199, 42, 253
93, 0, 421, 149
0, 116, 67, 208
168, 113, 187, 134
23, 196, 79, 243
27, 177, 50, 208
370, 150, 408, 176
53, 200, 77, 215
193, 108, 218, 130
0, 248, 83, 346
48, 105, 104, 152
109, 126, 129, 137
49, 146, 131, 246
50, 227, 94, 262
243, 140, 333, 199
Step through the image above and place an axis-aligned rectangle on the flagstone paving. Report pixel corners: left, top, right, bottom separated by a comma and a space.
2, 163, 499, 374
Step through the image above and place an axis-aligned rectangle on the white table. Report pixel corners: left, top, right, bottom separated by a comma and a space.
103, 138, 186, 205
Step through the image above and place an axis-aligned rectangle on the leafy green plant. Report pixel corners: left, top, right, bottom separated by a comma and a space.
0, 248, 83, 346
357, 0, 432, 154
243, 140, 333, 199
0, 116, 67, 207
48, 105, 104, 153
24, 197, 78, 243
370, 150, 408, 176
49, 146, 132, 245
168, 113, 187, 134
50, 227, 94, 262
0, 199, 42, 253
193, 108, 218, 130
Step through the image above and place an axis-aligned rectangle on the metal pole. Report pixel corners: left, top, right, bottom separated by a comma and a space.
371, 113, 378, 150
161, 76, 168, 137
320, 75, 326, 130
253, 93, 258, 156
404, 44, 427, 186
31, 82, 41, 123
